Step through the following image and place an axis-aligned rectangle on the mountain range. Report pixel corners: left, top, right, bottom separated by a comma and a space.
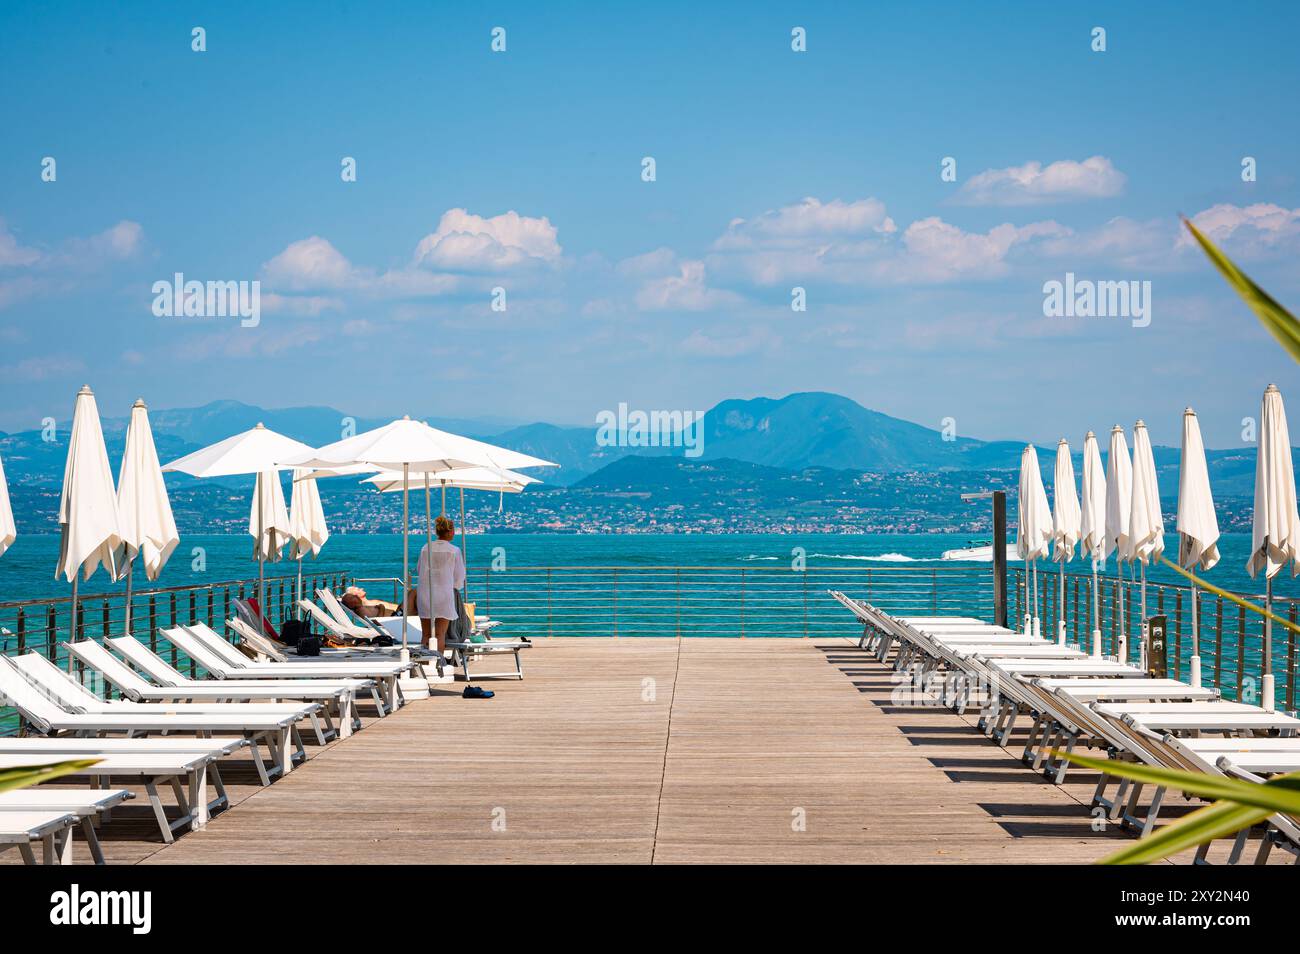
0, 391, 1284, 500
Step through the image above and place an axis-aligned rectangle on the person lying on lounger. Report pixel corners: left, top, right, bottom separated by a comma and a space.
340, 586, 397, 618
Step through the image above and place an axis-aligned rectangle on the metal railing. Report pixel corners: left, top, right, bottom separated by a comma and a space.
5, 560, 1294, 710
0, 569, 353, 736
0, 562, 990, 736
466, 564, 992, 639
0, 570, 352, 667
1011, 566, 1300, 710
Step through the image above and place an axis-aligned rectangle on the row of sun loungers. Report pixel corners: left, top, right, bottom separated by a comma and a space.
0, 614, 428, 864
2, 589, 534, 863
829, 590, 1300, 864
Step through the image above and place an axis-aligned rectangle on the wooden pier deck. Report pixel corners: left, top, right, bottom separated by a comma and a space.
7, 637, 1225, 864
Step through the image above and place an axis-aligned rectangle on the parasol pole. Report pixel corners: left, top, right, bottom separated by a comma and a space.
124, 558, 134, 634
401, 462, 409, 653
258, 473, 267, 628
425, 473, 432, 650
69, 572, 79, 671
1091, 553, 1101, 657
1264, 569, 1275, 712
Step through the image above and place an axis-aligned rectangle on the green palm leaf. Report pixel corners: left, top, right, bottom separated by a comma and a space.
1102, 800, 1271, 865
1183, 216, 1300, 363
1059, 750, 1300, 813
0, 759, 101, 794
1058, 751, 1300, 864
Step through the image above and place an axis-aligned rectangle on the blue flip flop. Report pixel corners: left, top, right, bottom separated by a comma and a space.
463, 686, 494, 699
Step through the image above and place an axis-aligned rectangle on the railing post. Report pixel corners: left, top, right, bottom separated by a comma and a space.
992, 491, 1007, 627
1215, 596, 1224, 693
802, 571, 809, 638
612, 568, 619, 638
169, 593, 178, 666
1284, 600, 1294, 712
546, 568, 552, 639
148, 595, 157, 652
46, 605, 56, 659
1237, 604, 1246, 702
739, 568, 746, 639
15, 607, 24, 653
675, 567, 681, 639
1173, 590, 1182, 682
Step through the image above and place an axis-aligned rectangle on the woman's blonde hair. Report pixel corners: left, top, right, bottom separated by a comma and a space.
434, 515, 455, 538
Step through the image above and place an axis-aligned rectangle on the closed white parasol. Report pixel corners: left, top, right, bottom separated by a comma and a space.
1247, 384, 1299, 711
1078, 431, 1107, 656
1176, 407, 1219, 687
116, 399, 179, 633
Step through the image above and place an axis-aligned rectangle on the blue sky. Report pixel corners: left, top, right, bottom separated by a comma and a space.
2, 0, 1299, 447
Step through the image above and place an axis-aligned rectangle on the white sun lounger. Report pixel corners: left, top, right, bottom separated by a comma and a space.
68, 638, 361, 739
182, 622, 412, 679
162, 625, 408, 712
233, 615, 429, 666
317, 588, 396, 638
0, 788, 133, 865
1076, 703, 1300, 838
10, 650, 328, 749
297, 599, 379, 643
832, 594, 1300, 862
1216, 758, 1300, 863
306, 595, 382, 647
0, 801, 79, 865
188, 621, 416, 702
0, 747, 229, 843
0, 655, 303, 783
445, 636, 530, 682
110, 633, 381, 720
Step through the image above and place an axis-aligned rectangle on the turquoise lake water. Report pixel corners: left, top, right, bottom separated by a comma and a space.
0, 532, 1294, 603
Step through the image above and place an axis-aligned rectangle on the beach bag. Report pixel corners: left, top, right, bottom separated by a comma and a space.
280, 617, 310, 646
296, 634, 321, 656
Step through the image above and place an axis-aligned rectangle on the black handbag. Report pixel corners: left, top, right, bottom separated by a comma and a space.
296, 635, 321, 656
280, 617, 310, 646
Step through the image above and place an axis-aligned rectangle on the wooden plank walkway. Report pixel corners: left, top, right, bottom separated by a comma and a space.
8, 638, 1234, 864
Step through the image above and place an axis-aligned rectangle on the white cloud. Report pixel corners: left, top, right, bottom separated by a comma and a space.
0, 218, 146, 311
1180, 203, 1300, 255
616, 247, 678, 279
69, 221, 145, 263
887, 217, 1069, 282
636, 260, 743, 311
954, 156, 1126, 206
262, 236, 359, 291
412, 208, 561, 271
260, 208, 555, 313
708, 197, 897, 286
0, 220, 41, 267
1033, 216, 1173, 269
704, 195, 1073, 286
714, 197, 896, 250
